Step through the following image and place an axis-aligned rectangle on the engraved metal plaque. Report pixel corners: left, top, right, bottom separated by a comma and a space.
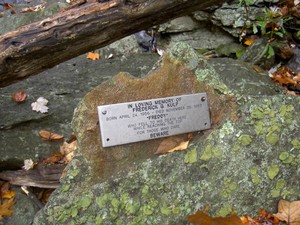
98, 93, 211, 147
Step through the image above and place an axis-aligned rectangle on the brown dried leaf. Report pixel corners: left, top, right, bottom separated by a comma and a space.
39, 130, 64, 142
274, 199, 300, 225
60, 141, 77, 163
60, 141, 77, 155
3, 3, 15, 10
188, 210, 244, 225
0, 198, 15, 220
43, 152, 64, 164
11, 90, 27, 103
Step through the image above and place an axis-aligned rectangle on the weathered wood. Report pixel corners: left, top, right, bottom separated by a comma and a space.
0, 0, 227, 87
0, 164, 65, 188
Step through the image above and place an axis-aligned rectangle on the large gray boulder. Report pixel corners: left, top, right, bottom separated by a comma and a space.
32, 43, 300, 225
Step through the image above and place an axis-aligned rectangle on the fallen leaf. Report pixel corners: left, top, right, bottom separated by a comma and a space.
87, 52, 100, 60
39, 130, 64, 142
3, 3, 15, 10
31, 97, 49, 113
154, 135, 189, 154
11, 90, 27, 103
60, 141, 77, 163
0, 198, 15, 221
67, 133, 77, 143
270, 66, 300, 86
188, 210, 244, 225
43, 152, 64, 164
244, 36, 257, 46
274, 199, 300, 225
0, 183, 15, 199
20, 4, 45, 13
240, 215, 260, 224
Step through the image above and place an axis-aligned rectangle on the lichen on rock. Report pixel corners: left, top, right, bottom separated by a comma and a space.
33, 43, 300, 225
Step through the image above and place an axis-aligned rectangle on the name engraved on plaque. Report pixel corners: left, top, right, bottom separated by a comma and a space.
98, 93, 211, 147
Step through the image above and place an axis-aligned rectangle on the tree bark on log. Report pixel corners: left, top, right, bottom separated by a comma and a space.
0, 0, 227, 87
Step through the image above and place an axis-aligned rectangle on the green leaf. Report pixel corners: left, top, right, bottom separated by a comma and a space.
275, 32, 284, 38
253, 24, 258, 34
267, 45, 275, 58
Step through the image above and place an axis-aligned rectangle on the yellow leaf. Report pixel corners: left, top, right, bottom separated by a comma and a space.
167, 140, 189, 153
2, 190, 15, 199
87, 52, 100, 60
154, 135, 189, 154
0, 182, 15, 199
274, 199, 300, 225
244, 36, 257, 46
0, 198, 15, 220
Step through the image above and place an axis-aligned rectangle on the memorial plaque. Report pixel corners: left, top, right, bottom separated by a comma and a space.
98, 93, 211, 147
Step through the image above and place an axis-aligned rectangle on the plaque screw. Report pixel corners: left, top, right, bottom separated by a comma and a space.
102, 110, 107, 115
201, 97, 206, 102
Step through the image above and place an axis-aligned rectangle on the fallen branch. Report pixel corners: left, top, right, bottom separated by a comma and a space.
0, 164, 65, 188
0, 0, 227, 87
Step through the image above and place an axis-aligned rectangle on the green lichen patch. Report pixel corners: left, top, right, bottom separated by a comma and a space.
195, 67, 230, 95
266, 132, 279, 145
238, 134, 252, 146
200, 145, 223, 161
221, 178, 238, 199
255, 121, 265, 135
80, 195, 93, 210
232, 145, 240, 151
276, 179, 286, 189
291, 139, 300, 149
267, 164, 279, 180
271, 179, 287, 198
279, 152, 294, 164
160, 205, 172, 216
250, 167, 260, 185
69, 169, 79, 178
184, 148, 198, 164
218, 204, 233, 217
251, 107, 265, 119
279, 104, 294, 117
